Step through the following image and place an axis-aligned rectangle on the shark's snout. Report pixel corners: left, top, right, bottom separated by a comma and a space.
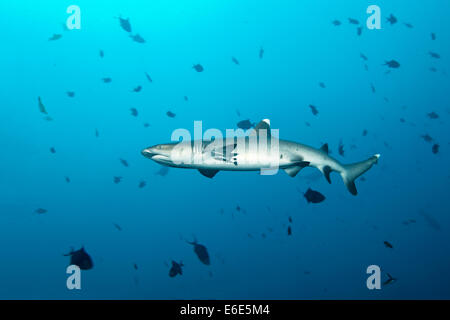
141, 147, 155, 159
141, 144, 174, 163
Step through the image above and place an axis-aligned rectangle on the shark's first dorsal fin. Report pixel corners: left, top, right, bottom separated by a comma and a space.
320, 143, 329, 154
250, 119, 271, 137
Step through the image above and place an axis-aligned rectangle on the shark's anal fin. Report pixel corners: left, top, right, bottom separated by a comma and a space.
284, 161, 310, 177
198, 169, 219, 178
323, 165, 332, 184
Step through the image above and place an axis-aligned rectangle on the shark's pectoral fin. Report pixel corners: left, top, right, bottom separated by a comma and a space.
284, 161, 310, 177
323, 165, 332, 184
198, 169, 219, 178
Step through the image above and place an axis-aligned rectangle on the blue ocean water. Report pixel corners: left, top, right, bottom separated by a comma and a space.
0, 0, 449, 299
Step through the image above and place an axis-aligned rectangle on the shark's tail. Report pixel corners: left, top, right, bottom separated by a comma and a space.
340, 154, 380, 195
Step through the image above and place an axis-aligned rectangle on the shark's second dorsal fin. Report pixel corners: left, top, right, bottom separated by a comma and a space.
250, 119, 271, 137
320, 143, 329, 154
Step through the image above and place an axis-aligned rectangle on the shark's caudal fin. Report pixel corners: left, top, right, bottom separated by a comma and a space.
340, 154, 380, 195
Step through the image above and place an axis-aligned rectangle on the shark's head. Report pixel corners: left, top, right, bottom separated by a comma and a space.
141, 143, 178, 165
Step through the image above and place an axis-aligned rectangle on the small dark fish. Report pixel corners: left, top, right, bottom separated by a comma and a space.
383, 273, 397, 285
132, 85, 142, 92
370, 83, 376, 93
360, 53, 368, 61
49, 34, 62, 41
287, 226, 292, 236
432, 144, 439, 154
309, 104, 319, 116
429, 67, 437, 73
144, 72, 152, 83
187, 238, 210, 265
113, 176, 122, 184
65, 176, 70, 183
117, 17, 132, 33
400, 118, 405, 123
192, 64, 204, 72
348, 18, 359, 25
237, 119, 255, 130
236, 205, 241, 212
383, 241, 393, 248
102, 77, 112, 83
332, 20, 341, 26
66, 91, 75, 98
362, 129, 368, 136
364, 64, 369, 71
119, 159, 129, 167
431, 33, 436, 40
427, 111, 439, 119
169, 261, 184, 277
288, 216, 292, 223
44, 116, 53, 121
99, 50, 104, 58
35, 208, 47, 214
231, 57, 240, 65
338, 141, 345, 156
419, 210, 441, 231
113, 223, 122, 231
50, 147, 56, 154
166, 111, 176, 118
356, 27, 362, 36
259, 46, 264, 59
429, 51, 440, 59
38, 97, 48, 114
138, 180, 146, 188
304, 188, 325, 204
130, 108, 138, 117
421, 134, 433, 143
184, 96, 188, 101
143, 123, 150, 128
384, 60, 400, 68
386, 14, 397, 25
319, 82, 326, 88
403, 22, 413, 28
130, 34, 145, 43
95, 129, 99, 137
133, 263, 138, 270
155, 166, 169, 176
64, 247, 93, 270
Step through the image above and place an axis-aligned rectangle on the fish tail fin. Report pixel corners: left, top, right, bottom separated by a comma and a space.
340, 154, 380, 195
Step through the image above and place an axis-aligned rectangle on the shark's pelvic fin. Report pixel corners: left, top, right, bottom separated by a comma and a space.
198, 169, 219, 178
323, 165, 332, 183
283, 161, 310, 177
341, 154, 380, 195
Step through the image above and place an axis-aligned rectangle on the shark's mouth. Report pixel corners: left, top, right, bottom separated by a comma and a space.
151, 154, 171, 162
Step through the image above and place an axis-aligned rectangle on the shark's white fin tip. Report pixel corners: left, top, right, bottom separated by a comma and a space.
374, 154, 380, 159
262, 119, 270, 125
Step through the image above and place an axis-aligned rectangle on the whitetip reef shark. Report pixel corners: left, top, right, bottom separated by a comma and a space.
141, 119, 380, 195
